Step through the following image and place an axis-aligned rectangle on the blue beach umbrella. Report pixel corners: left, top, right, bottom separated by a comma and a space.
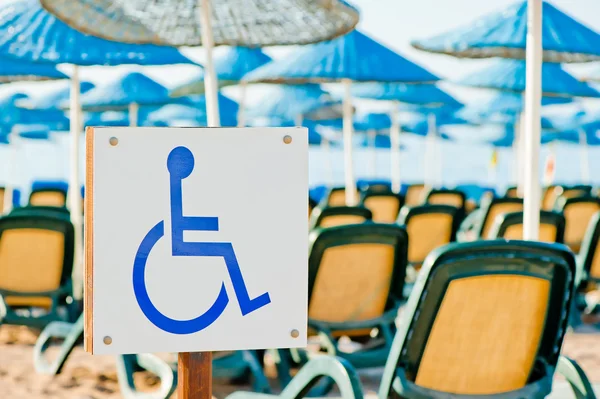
78, 72, 175, 126
412, 0, 600, 240
17, 81, 95, 110
245, 29, 439, 204
171, 47, 272, 127
411, 0, 600, 63
456, 59, 600, 98
0, 55, 68, 83
145, 94, 239, 127
351, 82, 462, 189
0, 0, 196, 246
245, 84, 343, 125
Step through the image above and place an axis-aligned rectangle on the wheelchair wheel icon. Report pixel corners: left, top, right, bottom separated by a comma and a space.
132, 146, 271, 335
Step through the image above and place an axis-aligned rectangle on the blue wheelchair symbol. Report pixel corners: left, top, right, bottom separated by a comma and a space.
132, 146, 271, 334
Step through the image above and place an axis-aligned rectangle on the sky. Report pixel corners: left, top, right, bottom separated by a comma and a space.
3, 0, 600, 109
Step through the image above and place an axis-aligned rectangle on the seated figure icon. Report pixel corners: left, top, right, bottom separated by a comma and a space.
132, 146, 271, 335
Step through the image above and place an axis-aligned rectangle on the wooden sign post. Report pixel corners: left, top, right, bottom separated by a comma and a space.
84, 127, 308, 398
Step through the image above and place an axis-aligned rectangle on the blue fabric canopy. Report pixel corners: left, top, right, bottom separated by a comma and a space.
171, 47, 271, 96
356, 133, 397, 149
411, 0, 600, 63
19, 81, 95, 109
245, 84, 342, 122
12, 124, 52, 140
244, 30, 439, 84
0, 93, 69, 130
145, 94, 239, 127
318, 112, 392, 133
0, 55, 68, 83
456, 59, 600, 98
79, 72, 171, 110
0, 0, 195, 66
84, 111, 130, 127
351, 83, 462, 108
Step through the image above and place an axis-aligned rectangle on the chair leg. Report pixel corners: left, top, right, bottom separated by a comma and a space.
557, 356, 597, 399
33, 314, 84, 375
242, 350, 271, 393
115, 354, 176, 399
226, 356, 364, 399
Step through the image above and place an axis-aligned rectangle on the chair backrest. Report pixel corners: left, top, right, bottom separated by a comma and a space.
488, 211, 565, 243
505, 186, 519, 198
29, 188, 67, 207
404, 184, 426, 206
308, 223, 408, 328
557, 197, 600, 253
310, 206, 372, 229
379, 240, 575, 398
0, 212, 74, 309
578, 211, 600, 285
397, 204, 460, 267
321, 186, 360, 207
9, 205, 71, 219
541, 185, 562, 211
425, 189, 466, 210
309, 197, 317, 219
478, 197, 524, 239
0, 187, 4, 212
360, 191, 404, 223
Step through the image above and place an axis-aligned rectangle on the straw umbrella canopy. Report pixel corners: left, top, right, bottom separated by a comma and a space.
171, 46, 271, 127
75, 72, 177, 127
244, 29, 439, 204
351, 82, 461, 191
0, 0, 196, 298
411, 0, 600, 239
40, 0, 359, 131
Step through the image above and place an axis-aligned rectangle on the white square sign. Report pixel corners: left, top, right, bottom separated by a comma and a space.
85, 127, 308, 355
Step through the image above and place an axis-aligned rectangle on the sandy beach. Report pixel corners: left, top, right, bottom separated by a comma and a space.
1, 325, 600, 399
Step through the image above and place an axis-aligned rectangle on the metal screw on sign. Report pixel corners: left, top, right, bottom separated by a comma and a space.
283, 135, 292, 144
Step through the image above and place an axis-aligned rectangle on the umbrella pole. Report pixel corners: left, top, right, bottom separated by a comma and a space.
342, 78, 356, 205
200, 0, 221, 127
69, 64, 84, 299
522, 0, 542, 240
424, 113, 436, 189
237, 82, 247, 127
435, 117, 442, 187
579, 129, 590, 184
322, 139, 334, 185
390, 101, 401, 193
129, 102, 139, 127
368, 129, 377, 178
2, 130, 16, 214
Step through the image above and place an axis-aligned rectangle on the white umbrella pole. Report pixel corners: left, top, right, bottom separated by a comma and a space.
390, 102, 401, 193
368, 129, 377, 178
424, 113, 436, 188
237, 82, 247, 127
200, 0, 220, 127
579, 129, 590, 184
522, 0, 542, 240
69, 65, 84, 299
342, 78, 356, 205
322, 139, 334, 185
435, 120, 443, 187
3, 130, 16, 214
129, 102, 139, 127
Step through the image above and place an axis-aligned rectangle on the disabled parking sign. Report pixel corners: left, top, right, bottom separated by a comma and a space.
84, 127, 308, 355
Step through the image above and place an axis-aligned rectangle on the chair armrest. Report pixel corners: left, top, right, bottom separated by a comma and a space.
556, 355, 597, 399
